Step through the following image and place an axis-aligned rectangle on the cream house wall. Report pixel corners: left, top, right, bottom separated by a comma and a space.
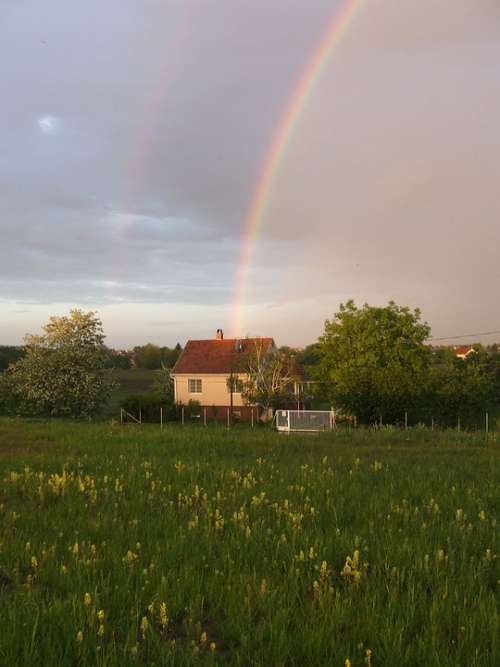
173, 373, 249, 407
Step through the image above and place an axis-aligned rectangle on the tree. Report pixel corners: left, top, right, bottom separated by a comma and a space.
316, 301, 431, 423
102, 346, 132, 369
6, 309, 115, 417
134, 343, 162, 369
133, 343, 182, 369
0, 346, 25, 371
239, 341, 298, 411
426, 346, 497, 427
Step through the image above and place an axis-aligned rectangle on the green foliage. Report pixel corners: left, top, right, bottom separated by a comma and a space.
6, 309, 115, 418
119, 364, 177, 422
0, 419, 498, 666
133, 343, 182, 370
151, 363, 175, 404
240, 342, 298, 410
121, 392, 177, 422
0, 345, 25, 371
317, 301, 431, 423
102, 347, 132, 369
425, 347, 498, 427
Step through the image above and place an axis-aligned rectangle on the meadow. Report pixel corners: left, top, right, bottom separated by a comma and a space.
0, 419, 498, 666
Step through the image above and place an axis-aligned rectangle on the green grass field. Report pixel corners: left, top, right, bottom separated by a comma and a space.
0, 419, 498, 666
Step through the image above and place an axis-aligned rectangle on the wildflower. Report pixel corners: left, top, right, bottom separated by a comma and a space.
60, 564, 68, 574
97, 609, 105, 623
210, 642, 216, 652
31, 556, 38, 570
159, 602, 168, 628
124, 550, 138, 566
365, 649, 373, 666
200, 631, 207, 645
140, 616, 149, 640
479, 510, 486, 522
456, 508, 464, 522
84, 592, 92, 607
76, 631, 84, 643
259, 579, 267, 595
98, 624, 105, 638
345, 660, 352, 667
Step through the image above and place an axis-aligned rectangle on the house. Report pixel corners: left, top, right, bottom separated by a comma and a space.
171, 330, 275, 421
454, 345, 476, 360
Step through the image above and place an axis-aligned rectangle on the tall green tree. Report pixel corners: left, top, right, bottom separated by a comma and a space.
6, 309, 115, 417
317, 301, 431, 423
427, 346, 497, 427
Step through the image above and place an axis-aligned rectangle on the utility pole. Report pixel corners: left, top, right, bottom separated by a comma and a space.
229, 368, 233, 427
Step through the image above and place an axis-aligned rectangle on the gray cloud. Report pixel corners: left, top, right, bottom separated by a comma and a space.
1, 1, 500, 346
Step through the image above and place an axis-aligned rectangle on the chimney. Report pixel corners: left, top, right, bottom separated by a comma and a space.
216, 329, 224, 340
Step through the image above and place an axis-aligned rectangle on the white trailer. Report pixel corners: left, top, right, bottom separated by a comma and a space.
275, 409, 336, 433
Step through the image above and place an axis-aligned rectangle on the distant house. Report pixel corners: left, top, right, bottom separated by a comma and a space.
454, 345, 476, 360
171, 330, 275, 421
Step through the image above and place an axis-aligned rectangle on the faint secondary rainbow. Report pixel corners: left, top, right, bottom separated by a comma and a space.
230, 0, 363, 336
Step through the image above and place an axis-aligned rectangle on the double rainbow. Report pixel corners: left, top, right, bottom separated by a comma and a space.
230, 0, 363, 335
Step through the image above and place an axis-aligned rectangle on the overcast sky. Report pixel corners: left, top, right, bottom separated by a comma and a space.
1, 0, 500, 347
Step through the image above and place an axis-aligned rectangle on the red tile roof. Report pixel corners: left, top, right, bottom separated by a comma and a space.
172, 338, 275, 374
454, 345, 476, 357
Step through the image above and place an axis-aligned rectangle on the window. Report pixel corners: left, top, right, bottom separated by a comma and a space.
188, 378, 202, 394
227, 376, 244, 394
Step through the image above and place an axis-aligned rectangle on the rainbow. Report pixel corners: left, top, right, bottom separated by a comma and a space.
230, 0, 363, 336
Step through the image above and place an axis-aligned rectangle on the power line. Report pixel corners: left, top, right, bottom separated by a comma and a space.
429, 330, 500, 342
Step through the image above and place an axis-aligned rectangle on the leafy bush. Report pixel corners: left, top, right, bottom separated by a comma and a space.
121, 393, 177, 422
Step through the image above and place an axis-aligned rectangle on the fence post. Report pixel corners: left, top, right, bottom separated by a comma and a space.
251, 409, 254, 428
120, 408, 123, 426
182, 407, 185, 425
404, 411, 408, 431
227, 407, 230, 429
457, 416, 461, 432
139, 408, 142, 424
204, 407, 207, 427
160, 407, 163, 430
354, 415, 357, 429
431, 417, 434, 431
486, 412, 489, 435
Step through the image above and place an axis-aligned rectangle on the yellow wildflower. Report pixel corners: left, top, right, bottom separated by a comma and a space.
140, 616, 149, 639
159, 602, 168, 628
84, 592, 92, 607
76, 631, 84, 643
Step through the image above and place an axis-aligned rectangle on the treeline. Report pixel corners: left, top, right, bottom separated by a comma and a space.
0, 343, 183, 372
290, 301, 500, 428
